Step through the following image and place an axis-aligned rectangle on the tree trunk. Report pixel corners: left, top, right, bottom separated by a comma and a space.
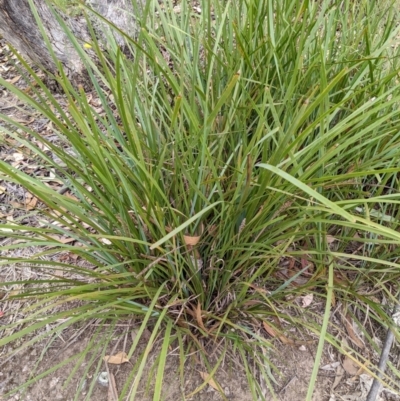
0, 0, 142, 85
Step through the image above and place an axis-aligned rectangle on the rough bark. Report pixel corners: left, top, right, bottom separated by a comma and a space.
0, 0, 142, 84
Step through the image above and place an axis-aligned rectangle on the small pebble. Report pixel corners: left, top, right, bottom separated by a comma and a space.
49, 377, 59, 389
97, 371, 109, 387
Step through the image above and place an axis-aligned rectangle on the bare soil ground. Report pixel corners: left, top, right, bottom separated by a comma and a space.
1, 35, 400, 401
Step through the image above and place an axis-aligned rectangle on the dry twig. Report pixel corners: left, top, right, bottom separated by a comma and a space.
366, 293, 400, 401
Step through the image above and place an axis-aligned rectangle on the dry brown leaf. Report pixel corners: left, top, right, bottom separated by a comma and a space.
48, 235, 75, 244
103, 351, 130, 365
64, 193, 80, 201
278, 334, 295, 345
25, 195, 38, 210
301, 293, 313, 308
326, 235, 338, 244
349, 361, 370, 382
199, 372, 223, 393
8, 75, 21, 84
195, 302, 207, 333
262, 321, 294, 344
10, 201, 24, 209
183, 235, 200, 246
247, 283, 268, 294
343, 313, 364, 349
59, 237, 75, 244
262, 321, 278, 337
342, 356, 361, 376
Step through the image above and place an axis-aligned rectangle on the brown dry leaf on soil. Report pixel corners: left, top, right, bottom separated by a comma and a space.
7, 74, 21, 84
9, 200, 25, 209
326, 235, 338, 245
199, 371, 224, 394
301, 293, 314, 308
262, 320, 294, 345
342, 355, 363, 376
343, 313, 364, 349
274, 253, 315, 287
195, 302, 208, 334
48, 235, 76, 244
12, 152, 24, 162
183, 234, 200, 246
24, 192, 38, 210
103, 351, 130, 365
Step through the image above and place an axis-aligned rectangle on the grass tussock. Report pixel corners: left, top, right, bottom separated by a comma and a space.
1, 0, 400, 399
